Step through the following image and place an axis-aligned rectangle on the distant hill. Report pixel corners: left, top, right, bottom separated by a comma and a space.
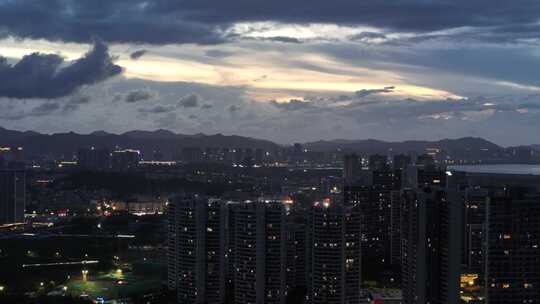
0, 126, 533, 162
0, 127, 279, 159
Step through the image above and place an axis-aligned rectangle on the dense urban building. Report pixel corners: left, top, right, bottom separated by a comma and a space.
449, 167, 540, 304
77, 147, 111, 170
111, 149, 141, 170
400, 186, 462, 304
343, 154, 361, 182
306, 200, 361, 304
484, 186, 540, 303
344, 184, 394, 264
231, 201, 287, 304
392, 154, 412, 171
168, 196, 227, 304
369, 154, 389, 171
0, 169, 26, 225
462, 187, 489, 275
286, 219, 306, 292
343, 154, 403, 266
168, 198, 288, 304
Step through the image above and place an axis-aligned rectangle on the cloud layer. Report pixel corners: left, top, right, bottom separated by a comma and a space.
0, 40, 122, 99
1, 1, 540, 45
0, 1, 540, 146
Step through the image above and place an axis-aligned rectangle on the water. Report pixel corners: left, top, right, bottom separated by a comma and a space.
449, 164, 540, 176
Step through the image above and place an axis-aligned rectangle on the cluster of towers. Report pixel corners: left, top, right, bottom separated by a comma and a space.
167, 196, 361, 304
168, 153, 540, 304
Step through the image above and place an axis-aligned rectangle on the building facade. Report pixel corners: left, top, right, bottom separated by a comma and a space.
0, 169, 26, 225
400, 186, 462, 304
169, 196, 227, 304
307, 201, 361, 304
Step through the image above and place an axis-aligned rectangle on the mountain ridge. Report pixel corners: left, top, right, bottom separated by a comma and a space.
0, 127, 535, 160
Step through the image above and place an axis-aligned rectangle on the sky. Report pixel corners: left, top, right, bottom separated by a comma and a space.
1, 1, 540, 145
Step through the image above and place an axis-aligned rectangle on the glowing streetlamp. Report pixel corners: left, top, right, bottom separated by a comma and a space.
82, 270, 89, 281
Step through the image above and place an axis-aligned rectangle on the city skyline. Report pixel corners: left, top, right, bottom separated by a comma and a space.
1, 1, 540, 144
2, 2, 540, 304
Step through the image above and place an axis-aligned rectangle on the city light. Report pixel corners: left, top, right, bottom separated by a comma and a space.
82, 270, 89, 281
0, 22, 539, 303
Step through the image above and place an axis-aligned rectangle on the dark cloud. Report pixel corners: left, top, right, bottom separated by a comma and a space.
151, 0, 540, 41
1, 102, 60, 120
138, 105, 175, 114
155, 113, 181, 129
270, 99, 312, 111
70, 95, 91, 104
130, 50, 147, 60
205, 50, 234, 58
2, 1, 540, 45
30, 102, 60, 116
349, 32, 387, 42
228, 105, 240, 112
125, 89, 155, 102
201, 104, 213, 109
0, 0, 224, 45
60, 95, 91, 112
178, 94, 201, 108
243, 36, 303, 43
0, 40, 122, 99
62, 103, 80, 113
355, 86, 395, 98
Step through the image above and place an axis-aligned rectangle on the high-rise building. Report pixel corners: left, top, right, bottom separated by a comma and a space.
369, 154, 389, 171
168, 196, 227, 304
393, 154, 412, 171
306, 200, 361, 304
344, 185, 393, 264
343, 154, 361, 182
484, 186, 540, 303
181, 147, 203, 163
390, 190, 403, 265
462, 187, 488, 275
77, 147, 111, 170
286, 219, 306, 292
167, 200, 178, 291
448, 166, 540, 304
0, 169, 26, 225
255, 148, 264, 165
402, 164, 447, 189
400, 186, 462, 304
0, 146, 24, 169
344, 154, 405, 266
111, 149, 140, 170
232, 201, 287, 304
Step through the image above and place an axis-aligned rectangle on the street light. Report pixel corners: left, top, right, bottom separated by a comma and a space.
82, 270, 89, 281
